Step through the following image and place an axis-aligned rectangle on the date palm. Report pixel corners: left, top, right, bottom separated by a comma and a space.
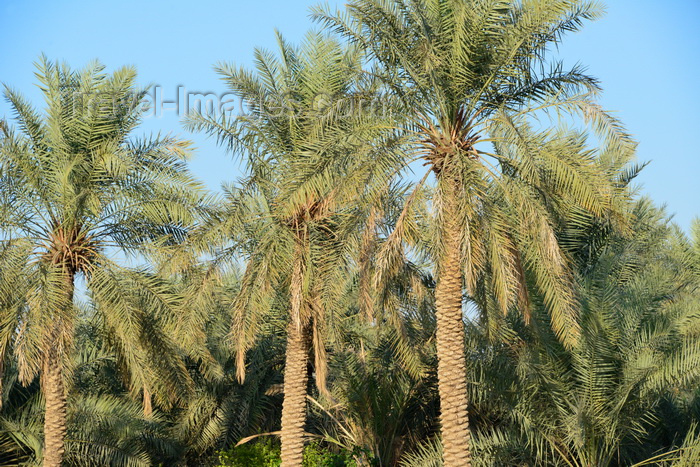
0, 329, 180, 466
186, 31, 399, 465
0, 57, 208, 466
465, 200, 700, 466
314, 261, 439, 466
314, 1, 635, 463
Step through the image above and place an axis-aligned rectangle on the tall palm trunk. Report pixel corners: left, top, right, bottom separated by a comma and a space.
280, 239, 311, 467
41, 271, 75, 467
42, 347, 67, 467
42, 270, 74, 467
435, 178, 472, 466
280, 321, 310, 466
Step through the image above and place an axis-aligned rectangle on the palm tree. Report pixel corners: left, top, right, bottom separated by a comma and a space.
465, 200, 700, 466
394, 201, 700, 467
313, 264, 439, 466
0, 57, 208, 466
88, 269, 201, 419
0, 311, 186, 466
314, 1, 635, 463
0, 336, 180, 466
186, 31, 398, 465
170, 269, 285, 461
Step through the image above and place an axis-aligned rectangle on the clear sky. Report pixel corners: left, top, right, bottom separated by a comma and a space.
2, 0, 698, 230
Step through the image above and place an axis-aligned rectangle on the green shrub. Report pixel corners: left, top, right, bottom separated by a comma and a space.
215, 441, 281, 467
302, 441, 357, 467
215, 441, 359, 467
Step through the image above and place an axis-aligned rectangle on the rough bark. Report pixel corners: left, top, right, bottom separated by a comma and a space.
435, 179, 473, 466
42, 340, 68, 467
280, 321, 310, 467
42, 269, 74, 467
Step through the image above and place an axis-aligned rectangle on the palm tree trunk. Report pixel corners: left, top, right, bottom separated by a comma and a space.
280, 321, 310, 466
42, 342, 67, 467
42, 269, 74, 467
435, 179, 472, 466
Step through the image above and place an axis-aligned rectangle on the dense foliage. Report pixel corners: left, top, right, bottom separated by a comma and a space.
1, 1, 699, 466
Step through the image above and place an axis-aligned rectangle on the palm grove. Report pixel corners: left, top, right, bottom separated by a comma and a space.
1, 1, 699, 466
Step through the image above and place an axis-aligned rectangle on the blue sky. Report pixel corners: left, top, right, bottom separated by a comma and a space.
2, 0, 698, 230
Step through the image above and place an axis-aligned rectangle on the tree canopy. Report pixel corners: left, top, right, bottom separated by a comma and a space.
1, 2, 699, 467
